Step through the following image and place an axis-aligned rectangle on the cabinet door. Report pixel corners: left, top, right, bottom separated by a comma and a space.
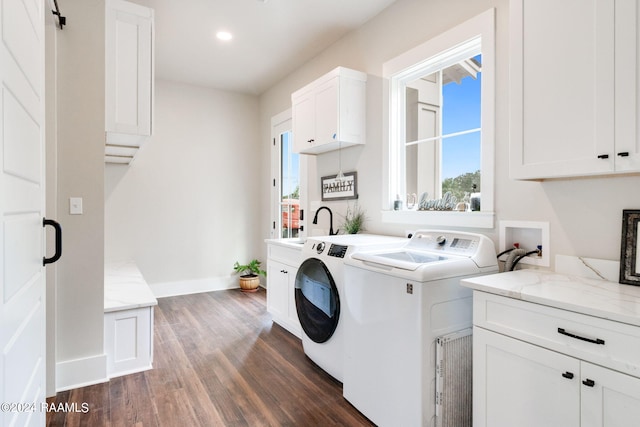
292, 91, 315, 153
106, 0, 153, 136
474, 327, 580, 427
267, 260, 289, 323
285, 265, 301, 331
614, 0, 640, 172
509, 0, 615, 179
581, 362, 640, 427
314, 77, 339, 147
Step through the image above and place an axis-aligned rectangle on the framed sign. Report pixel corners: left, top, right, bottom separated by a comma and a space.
321, 172, 358, 201
620, 209, 640, 286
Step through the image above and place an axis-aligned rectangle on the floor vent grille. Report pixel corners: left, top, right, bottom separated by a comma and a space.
435, 328, 472, 427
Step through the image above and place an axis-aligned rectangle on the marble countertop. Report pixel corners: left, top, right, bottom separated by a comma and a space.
461, 270, 640, 327
264, 238, 305, 250
105, 260, 157, 313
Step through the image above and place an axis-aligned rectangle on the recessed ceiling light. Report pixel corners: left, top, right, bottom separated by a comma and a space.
216, 31, 233, 41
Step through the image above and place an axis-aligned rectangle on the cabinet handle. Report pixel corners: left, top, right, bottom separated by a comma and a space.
557, 328, 605, 345
281, 269, 288, 274
597, 154, 609, 159
307, 139, 314, 143
618, 152, 630, 157
561, 372, 574, 379
582, 379, 595, 387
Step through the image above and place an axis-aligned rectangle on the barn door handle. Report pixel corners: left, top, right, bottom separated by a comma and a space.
43, 218, 62, 265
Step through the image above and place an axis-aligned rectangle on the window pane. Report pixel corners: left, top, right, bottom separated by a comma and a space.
441, 131, 481, 201
442, 55, 482, 135
402, 53, 482, 206
280, 131, 300, 238
406, 71, 440, 146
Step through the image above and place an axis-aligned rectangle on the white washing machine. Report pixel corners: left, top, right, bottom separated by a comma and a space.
343, 230, 498, 426
294, 234, 407, 382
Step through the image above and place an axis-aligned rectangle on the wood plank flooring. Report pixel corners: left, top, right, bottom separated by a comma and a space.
45, 288, 374, 426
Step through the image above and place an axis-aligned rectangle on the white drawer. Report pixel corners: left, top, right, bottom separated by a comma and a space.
267, 244, 303, 266
473, 292, 640, 378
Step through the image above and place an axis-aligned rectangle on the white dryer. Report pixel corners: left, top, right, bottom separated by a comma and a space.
294, 234, 407, 382
343, 230, 498, 426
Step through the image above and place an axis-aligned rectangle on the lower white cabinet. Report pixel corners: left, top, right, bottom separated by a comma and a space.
474, 327, 580, 427
266, 243, 302, 337
581, 362, 640, 427
104, 306, 154, 378
473, 292, 640, 427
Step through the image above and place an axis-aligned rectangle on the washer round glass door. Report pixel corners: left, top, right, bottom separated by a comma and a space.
294, 258, 340, 343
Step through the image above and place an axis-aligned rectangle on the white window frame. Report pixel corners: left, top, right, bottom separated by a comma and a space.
381, 9, 495, 228
270, 109, 306, 240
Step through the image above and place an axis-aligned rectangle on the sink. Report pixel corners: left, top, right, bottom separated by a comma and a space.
287, 239, 305, 245
282, 238, 305, 247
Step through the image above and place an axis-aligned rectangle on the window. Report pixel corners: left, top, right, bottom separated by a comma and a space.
383, 9, 495, 228
280, 130, 300, 238
271, 110, 301, 239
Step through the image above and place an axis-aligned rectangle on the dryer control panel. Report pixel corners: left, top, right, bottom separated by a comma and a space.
328, 244, 348, 258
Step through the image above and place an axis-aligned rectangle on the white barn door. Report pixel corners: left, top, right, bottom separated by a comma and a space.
1, 1, 48, 426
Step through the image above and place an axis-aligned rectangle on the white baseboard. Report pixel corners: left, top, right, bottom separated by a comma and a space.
56, 353, 108, 392
150, 275, 243, 298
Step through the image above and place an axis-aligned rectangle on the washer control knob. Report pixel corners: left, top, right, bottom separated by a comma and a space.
316, 242, 325, 254
436, 235, 447, 246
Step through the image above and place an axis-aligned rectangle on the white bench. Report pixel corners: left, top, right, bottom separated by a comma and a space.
104, 261, 157, 378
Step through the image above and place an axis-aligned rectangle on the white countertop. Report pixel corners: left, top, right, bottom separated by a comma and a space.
105, 260, 157, 313
264, 238, 305, 250
461, 270, 640, 327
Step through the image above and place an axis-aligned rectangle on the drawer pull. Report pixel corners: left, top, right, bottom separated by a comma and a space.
557, 328, 605, 345
597, 154, 609, 159
582, 379, 595, 387
562, 372, 574, 379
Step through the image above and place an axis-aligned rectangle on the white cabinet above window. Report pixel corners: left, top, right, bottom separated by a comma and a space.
105, 0, 154, 164
292, 67, 366, 155
509, 0, 640, 180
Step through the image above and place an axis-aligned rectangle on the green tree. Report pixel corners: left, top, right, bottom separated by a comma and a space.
283, 185, 299, 200
441, 170, 481, 201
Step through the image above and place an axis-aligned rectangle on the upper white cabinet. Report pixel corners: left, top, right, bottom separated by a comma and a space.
105, 0, 154, 164
292, 67, 366, 154
509, 0, 640, 179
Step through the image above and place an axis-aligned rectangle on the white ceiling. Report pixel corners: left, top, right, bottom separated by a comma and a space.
129, 0, 397, 95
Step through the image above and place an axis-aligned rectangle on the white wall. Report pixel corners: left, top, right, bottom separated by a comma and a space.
105, 79, 261, 293
54, 0, 107, 390
259, 0, 640, 267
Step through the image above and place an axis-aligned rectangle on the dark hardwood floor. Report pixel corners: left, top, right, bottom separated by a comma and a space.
46, 288, 373, 426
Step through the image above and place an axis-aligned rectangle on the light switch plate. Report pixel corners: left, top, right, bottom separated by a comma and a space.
69, 197, 83, 215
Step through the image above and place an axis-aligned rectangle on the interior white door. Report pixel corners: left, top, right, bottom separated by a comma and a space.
1, 0, 47, 425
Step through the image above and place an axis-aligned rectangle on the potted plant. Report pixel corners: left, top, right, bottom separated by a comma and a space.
233, 259, 266, 293
342, 203, 367, 234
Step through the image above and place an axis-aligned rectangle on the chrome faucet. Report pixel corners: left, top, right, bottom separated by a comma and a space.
312, 206, 338, 235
